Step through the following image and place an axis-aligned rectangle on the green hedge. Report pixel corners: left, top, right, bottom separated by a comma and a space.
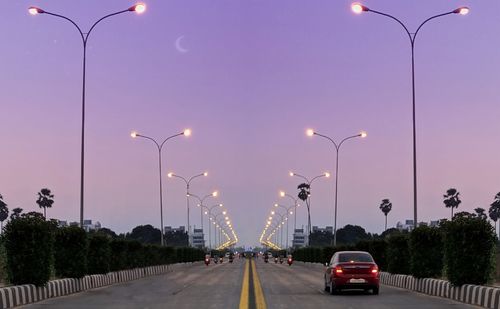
54, 226, 88, 278
3, 212, 55, 286
2, 216, 205, 286
409, 226, 443, 278
110, 239, 129, 271
87, 234, 111, 275
442, 212, 496, 286
386, 233, 410, 275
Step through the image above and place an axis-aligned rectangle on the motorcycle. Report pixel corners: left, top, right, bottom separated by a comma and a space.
229, 257, 234, 263
205, 258, 210, 266
219, 257, 223, 263
287, 257, 293, 266
274, 257, 278, 264
279, 257, 284, 264
264, 256, 269, 263
214, 257, 219, 264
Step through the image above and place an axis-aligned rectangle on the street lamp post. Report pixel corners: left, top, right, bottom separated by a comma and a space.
187, 191, 217, 231
280, 191, 300, 244
30, 3, 146, 228
289, 171, 330, 244
198, 202, 222, 249
212, 210, 227, 249
167, 172, 208, 245
274, 203, 294, 251
351, 2, 469, 229
271, 210, 287, 249
307, 129, 366, 247
131, 129, 191, 246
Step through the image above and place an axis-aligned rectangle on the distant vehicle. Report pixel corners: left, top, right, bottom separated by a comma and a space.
204, 255, 211, 266
225, 252, 230, 258
324, 251, 379, 295
267, 252, 273, 259
287, 255, 293, 266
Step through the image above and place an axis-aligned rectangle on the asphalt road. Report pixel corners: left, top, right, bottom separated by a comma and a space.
255, 259, 478, 309
21, 257, 479, 309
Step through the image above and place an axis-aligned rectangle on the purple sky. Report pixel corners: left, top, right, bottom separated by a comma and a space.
1, 0, 498, 247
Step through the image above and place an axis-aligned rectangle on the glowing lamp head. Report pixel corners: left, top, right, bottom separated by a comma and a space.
271, 211, 275, 215
274, 203, 278, 207
454, 7, 469, 15
306, 129, 315, 137
212, 191, 218, 197
129, 3, 146, 14
167, 172, 174, 178
290, 211, 293, 215
204, 211, 208, 215
130, 131, 138, 138
223, 211, 227, 215
183, 129, 192, 137
360, 131, 368, 138
325, 172, 331, 178
203, 172, 208, 177
29, 7, 44, 15
289, 172, 294, 177
280, 191, 285, 197
351, 3, 368, 14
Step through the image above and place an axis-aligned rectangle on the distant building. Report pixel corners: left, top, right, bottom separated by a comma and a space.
192, 228, 205, 248
164, 226, 186, 233
57, 218, 102, 232
396, 219, 414, 231
82, 219, 101, 232
312, 226, 333, 234
292, 228, 307, 248
395, 219, 442, 231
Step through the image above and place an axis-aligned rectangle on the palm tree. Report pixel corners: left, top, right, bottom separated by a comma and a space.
0, 194, 8, 233
489, 192, 500, 237
379, 199, 392, 231
474, 207, 487, 220
10, 207, 23, 220
36, 188, 54, 219
297, 183, 311, 236
443, 188, 461, 219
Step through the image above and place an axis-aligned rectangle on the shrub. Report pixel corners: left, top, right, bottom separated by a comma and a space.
54, 226, 88, 278
442, 212, 496, 286
87, 233, 111, 274
0, 238, 6, 284
386, 233, 410, 275
3, 212, 56, 286
110, 239, 129, 271
126, 240, 145, 268
144, 244, 162, 266
160, 246, 176, 264
409, 226, 443, 278
368, 239, 388, 271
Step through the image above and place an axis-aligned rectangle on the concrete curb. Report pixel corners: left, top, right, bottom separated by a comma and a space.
379, 272, 500, 309
0, 262, 200, 309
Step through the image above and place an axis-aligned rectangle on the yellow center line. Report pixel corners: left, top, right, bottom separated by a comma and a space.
251, 259, 267, 309
239, 259, 250, 309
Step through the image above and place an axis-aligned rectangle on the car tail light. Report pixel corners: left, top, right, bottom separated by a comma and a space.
371, 266, 379, 274
335, 266, 343, 275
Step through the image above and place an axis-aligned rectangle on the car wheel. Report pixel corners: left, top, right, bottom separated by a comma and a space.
329, 282, 337, 295
324, 278, 330, 292
372, 287, 379, 295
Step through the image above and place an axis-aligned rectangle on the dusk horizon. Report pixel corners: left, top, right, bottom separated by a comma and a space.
1, 0, 498, 249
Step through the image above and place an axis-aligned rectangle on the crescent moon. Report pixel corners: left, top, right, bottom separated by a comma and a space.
175, 36, 189, 53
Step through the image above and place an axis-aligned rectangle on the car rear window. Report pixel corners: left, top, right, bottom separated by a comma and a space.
338, 253, 373, 263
